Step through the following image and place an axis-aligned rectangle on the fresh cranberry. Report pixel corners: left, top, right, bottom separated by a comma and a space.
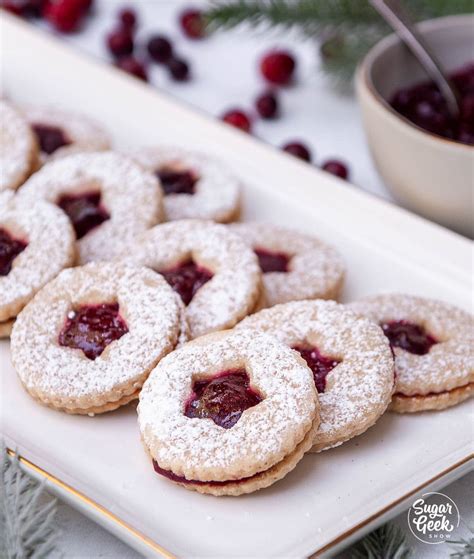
118, 6, 136, 30
293, 346, 340, 393
179, 8, 206, 39
160, 259, 213, 306
167, 57, 190, 82
57, 191, 110, 239
255, 91, 279, 119
0, 228, 28, 276
184, 370, 263, 429
221, 109, 251, 133
43, 0, 86, 32
58, 303, 128, 360
156, 168, 197, 195
381, 321, 437, 355
254, 248, 289, 273
147, 35, 173, 64
282, 141, 311, 162
322, 159, 349, 180
116, 56, 148, 81
1, 0, 23, 15
32, 123, 71, 154
107, 27, 134, 58
260, 50, 296, 86
390, 62, 474, 145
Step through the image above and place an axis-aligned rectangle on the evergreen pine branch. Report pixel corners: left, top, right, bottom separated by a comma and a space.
0, 445, 59, 559
448, 526, 474, 558
349, 523, 412, 559
206, 0, 473, 33
205, 0, 474, 87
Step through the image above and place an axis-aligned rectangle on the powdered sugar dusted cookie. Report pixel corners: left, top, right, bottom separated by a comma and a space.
130, 146, 241, 222
22, 105, 110, 164
118, 220, 262, 338
229, 222, 345, 308
11, 263, 185, 414
0, 101, 38, 191
138, 329, 319, 496
237, 300, 394, 452
18, 151, 164, 263
348, 294, 474, 413
0, 191, 75, 337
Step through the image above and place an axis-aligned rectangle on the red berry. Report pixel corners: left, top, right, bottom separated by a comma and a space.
116, 56, 148, 81
147, 35, 173, 63
282, 141, 311, 162
107, 27, 134, 58
167, 57, 190, 82
260, 50, 296, 86
179, 8, 205, 39
221, 109, 251, 133
322, 159, 349, 180
1, 0, 26, 16
43, 0, 86, 32
255, 91, 279, 119
118, 6, 136, 30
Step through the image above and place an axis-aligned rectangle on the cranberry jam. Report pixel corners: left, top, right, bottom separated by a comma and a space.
293, 346, 340, 393
58, 303, 129, 360
152, 460, 254, 486
32, 123, 71, 154
381, 320, 437, 356
0, 228, 28, 276
254, 248, 290, 273
184, 370, 263, 429
160, 259, 213, 305
156, 168, 198, 195
390, 62, 474, 145
57, 191, 110, 239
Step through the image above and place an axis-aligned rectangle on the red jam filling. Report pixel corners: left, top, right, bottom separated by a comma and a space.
293, 346, 340, 393
152, 460, 255, 486
254, 248, 290, 273
58, 303, 128, 360
184, 370, 263, 429
390, 62, 474, 145
57, 191, 110, 239
160, 259, 213, 306
156, 168, 198, 195
32, 123, 71, 154
381, 320, 437, 356
0, 228, 28, 276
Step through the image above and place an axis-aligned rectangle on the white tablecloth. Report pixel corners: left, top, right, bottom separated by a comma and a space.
29, 1, 471, 556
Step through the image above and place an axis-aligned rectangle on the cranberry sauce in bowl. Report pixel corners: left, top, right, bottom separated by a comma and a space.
390, 62, 474, 145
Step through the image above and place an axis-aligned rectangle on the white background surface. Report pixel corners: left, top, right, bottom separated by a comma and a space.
14, 1, 473, 557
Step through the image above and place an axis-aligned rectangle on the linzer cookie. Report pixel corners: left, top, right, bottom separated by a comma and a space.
0, 101, 38, 191
0, 191, 75, 337
22, 105, 111, 164
118, 220, 262, 338
130, 146, 241, 222
237, 300, 395, 452
348, 294, 474, 412
229, 222, 345, 308
17, 151, 164, 263
138, 329, 319, 496
11, 263, 185, 414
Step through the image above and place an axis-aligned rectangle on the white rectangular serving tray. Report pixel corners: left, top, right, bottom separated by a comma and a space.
1, 14, 473, 559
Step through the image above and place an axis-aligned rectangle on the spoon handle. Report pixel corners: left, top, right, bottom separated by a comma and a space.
369, 0, 460, 117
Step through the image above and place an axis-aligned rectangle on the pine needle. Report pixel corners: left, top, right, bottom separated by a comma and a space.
205, 0, 474, 86
349, 523, 412, 559
0, 445, 59, 559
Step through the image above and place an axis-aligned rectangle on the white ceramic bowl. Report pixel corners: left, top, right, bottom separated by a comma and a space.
356, 15, 474, 238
